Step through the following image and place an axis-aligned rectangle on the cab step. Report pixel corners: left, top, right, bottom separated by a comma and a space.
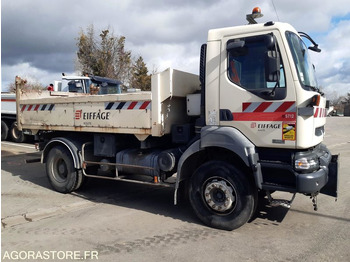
266, 191, 296, 209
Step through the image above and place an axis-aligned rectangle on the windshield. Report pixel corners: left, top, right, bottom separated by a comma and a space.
286, 31, 319, 91
98, 84, 122, 94
84, 79, 92, 93
61, 79, 85, 93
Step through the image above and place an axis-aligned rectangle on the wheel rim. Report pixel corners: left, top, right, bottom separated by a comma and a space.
203, 177, 237, 213
10, 122, 24, 141
12, 125, 21, 139
52, 158, 68, 183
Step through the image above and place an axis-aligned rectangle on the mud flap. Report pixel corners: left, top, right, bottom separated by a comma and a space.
320, 155, 338, 198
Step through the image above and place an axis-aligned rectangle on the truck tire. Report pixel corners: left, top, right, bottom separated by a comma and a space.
10, 122, 26, 143
73, 170, 87, 191
46, 145, 80, 193
1, 120, 9, 140
189, 161, 256, 231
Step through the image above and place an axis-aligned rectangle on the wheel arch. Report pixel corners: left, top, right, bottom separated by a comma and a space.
174, 126, 262, 204
42, 137, 83, 169
200, 126, 256, 166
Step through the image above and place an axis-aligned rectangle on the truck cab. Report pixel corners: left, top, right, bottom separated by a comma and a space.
178, 20, 338, 230
204, 21, 325, 149
55, 75, 122, 94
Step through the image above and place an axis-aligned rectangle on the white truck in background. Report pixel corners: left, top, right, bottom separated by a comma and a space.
1, 75, 122, 142
54, 75, 122, 94
16, 8, 339, 230
1, 93, 26, 142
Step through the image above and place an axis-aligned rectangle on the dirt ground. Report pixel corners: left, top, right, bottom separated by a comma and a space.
1, 117, 349, 262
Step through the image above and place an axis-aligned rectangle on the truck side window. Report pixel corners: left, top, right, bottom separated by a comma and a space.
227, 34, 286, 100
68, 80, 84, 93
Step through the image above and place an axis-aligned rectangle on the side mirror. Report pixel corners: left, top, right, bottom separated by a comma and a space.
227, 40, 247, 56
227, 40, 245, 51
265, 50, 280, 82
308, 45, 321, 53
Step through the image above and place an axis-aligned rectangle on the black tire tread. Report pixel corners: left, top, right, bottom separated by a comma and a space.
10, 121, 26, 143
46, 146, 79, 193
1, 120, 9, 140
189, 160, 256, 231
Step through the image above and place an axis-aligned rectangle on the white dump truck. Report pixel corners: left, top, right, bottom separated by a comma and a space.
1, 93, 27, 142
16, 9, 338, 230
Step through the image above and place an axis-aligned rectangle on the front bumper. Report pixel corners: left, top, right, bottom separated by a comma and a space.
296, 144, 338, 197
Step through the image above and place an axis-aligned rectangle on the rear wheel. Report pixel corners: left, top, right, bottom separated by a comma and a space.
1, 120, 9, 140
46, 146, 81, 193
189, 161, 256, 230
10, 121, 26, 143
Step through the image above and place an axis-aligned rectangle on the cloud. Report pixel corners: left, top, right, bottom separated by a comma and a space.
268, 0, 350, 32
1, 0, 350, 99
311, 19, 350, 96
2, 63, 75, 91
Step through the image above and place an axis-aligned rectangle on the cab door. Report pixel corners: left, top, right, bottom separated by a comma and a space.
219, 31, 297, 148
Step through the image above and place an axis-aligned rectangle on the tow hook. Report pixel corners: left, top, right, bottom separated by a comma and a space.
266, 191, 296, 209
310, 193, 318, 211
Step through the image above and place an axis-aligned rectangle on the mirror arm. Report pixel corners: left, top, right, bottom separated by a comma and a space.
268, 42, 281, 96
298, 32, 321, 52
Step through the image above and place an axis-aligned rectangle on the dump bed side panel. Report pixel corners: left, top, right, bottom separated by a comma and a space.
17, 68, 200, 138
19, 92, 152, 135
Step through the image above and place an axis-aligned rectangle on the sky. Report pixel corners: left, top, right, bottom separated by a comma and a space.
1, 0, 350, 98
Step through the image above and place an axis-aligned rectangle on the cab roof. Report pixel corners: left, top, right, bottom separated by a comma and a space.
207, 21, 298, 41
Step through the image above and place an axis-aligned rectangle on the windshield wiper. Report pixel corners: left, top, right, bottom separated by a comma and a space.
304, 84, 316, 91
304, 85, 323, 95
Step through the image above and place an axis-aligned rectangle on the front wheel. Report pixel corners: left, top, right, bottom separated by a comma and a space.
189, 161, 256, 231
46, 146, 81, 193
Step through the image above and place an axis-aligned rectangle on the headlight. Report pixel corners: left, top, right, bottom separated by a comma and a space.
294, 152, 319, 173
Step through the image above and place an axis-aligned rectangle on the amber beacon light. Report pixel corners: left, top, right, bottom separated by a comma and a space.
246, 7, 264, 24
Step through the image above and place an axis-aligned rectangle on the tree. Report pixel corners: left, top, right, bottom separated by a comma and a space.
76, 25, 97, 76
76, 25, 137, 87
130, 56, 152, 91
7, 78, 44, 93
